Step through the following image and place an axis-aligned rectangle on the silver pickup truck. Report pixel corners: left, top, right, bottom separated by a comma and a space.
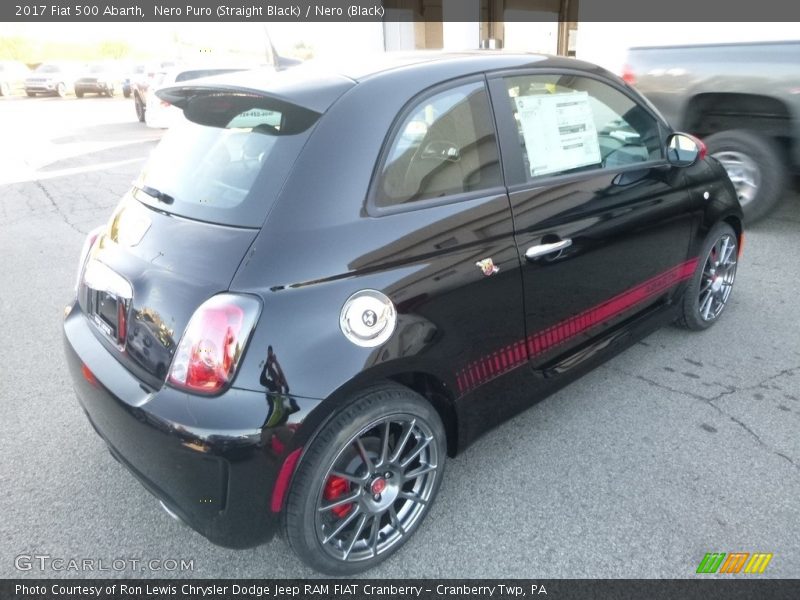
624, 41, 800, 221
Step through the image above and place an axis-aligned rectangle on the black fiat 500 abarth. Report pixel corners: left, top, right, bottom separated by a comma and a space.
64, 52, 742, 574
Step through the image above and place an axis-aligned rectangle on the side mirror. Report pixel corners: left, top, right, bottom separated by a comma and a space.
667, 132, 706, 167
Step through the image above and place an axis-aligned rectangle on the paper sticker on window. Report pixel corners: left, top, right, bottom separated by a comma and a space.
515, 91, 601, 177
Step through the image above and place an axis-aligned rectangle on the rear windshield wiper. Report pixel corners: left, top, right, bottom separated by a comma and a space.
137, 185, 174, 205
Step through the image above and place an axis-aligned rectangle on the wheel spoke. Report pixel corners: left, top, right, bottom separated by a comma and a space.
389, 419, 417, 464
342, 513, 368, 560
403, 463, 436, 481
398, 491, 427, 505
700, 291, 714, 320
718, 237, 729, 268
377, 421, 391, 467
329, 470, 369, 485
322, 505, 362, 544
400, 436, 432, 469
721, 239, 736, 265
354, 437, 375, 475
318, 490, 361, 513
710, 240, 720, 265
367, 515, 380, 557
388, 506, 406, 535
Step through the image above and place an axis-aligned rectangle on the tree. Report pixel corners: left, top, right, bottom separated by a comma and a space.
99, 40, 130, 60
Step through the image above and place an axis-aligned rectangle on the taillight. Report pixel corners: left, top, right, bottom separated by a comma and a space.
685, 133, 708, 161
168, 294, 261, 395
621, 64, 636, 86
160, 100, 171, 108
75, 225, 105, 292
696, 137, 708, 161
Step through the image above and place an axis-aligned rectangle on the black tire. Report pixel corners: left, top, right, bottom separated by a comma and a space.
106, 85, 115, 97
678, 222, 738, 331
26, 91, 36, 97
134, 95, 145, 122
705, 129, 787, 223
75, 90, 84, 98
123, 89, 131, 99
0, 82, 10, 97
56, 82, 67, 98
285, 383, 446, 575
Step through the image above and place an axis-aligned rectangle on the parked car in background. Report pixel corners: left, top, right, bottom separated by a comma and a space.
65, 52, 742, 574
0, 60, 30, 97
122, 63, 146, 98
131, 60, 177, 122
624, 41, 800, 222
143, 65, 256, 128
25, 62, 81, 98
75, 63, 123, 98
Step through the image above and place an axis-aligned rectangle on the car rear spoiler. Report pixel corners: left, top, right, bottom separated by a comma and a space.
156, 68, 354, 115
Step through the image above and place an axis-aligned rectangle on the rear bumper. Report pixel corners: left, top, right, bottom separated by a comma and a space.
25, 83, 58, 93
63, 302, 317, 548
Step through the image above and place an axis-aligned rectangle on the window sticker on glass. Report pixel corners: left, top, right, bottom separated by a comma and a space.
514, 91, 601, 177
227, 109, 282, 129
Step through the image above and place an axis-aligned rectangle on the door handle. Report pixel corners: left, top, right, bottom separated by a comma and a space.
525, 238, 572, 260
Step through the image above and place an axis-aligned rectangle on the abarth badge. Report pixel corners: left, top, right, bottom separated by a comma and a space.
475, 258, 499, 277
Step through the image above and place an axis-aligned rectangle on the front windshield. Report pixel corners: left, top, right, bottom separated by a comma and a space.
36, 64, 60, 73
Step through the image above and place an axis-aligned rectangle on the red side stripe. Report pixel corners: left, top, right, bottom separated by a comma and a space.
455, 258, 698, 396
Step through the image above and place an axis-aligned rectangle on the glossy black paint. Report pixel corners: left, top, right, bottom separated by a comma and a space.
64, 52, 742, 549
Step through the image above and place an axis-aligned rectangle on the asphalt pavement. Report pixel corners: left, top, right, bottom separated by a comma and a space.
1, 94, 798, 579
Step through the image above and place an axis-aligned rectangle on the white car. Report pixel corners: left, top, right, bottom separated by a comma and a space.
145, 66, 257, 128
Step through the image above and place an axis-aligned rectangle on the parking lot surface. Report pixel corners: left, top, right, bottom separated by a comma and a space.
1, 95, 799, 578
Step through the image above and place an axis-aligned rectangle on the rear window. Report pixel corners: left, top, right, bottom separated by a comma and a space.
133, 93, 319, 227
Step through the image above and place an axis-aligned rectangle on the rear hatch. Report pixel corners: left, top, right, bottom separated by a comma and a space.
77, 73, 352, 388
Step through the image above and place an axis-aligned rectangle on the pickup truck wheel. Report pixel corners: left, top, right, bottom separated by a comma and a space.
134, 96, 145, 122
705, 130, 786, 223
678, 222, 738, 331
284, 383, 445, 574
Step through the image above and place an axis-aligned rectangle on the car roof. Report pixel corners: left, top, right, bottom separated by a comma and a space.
158, 51, 610, 115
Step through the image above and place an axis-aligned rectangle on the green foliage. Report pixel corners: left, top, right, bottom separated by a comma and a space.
0, 37, 32, 61
99, 41, 131, 59
0, 37, 131, 63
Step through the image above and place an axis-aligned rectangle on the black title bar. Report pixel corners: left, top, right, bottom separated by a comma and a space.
3, 580, 800, 600
4, 0, 800, 22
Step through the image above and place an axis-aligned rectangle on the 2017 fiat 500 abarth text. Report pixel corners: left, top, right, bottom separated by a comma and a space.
64, 52, 742, 574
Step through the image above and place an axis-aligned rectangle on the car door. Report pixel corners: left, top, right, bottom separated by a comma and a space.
488, 70, 696, 377
363, 77, 537, 444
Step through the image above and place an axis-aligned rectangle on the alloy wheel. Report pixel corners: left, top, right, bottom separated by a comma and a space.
698, 233, 737, 322
314, 414, 439, 563
712, 150, 760, 208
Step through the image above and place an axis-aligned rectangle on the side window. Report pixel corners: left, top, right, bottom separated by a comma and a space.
503, 74, 662, 183
374, 81, 502, 208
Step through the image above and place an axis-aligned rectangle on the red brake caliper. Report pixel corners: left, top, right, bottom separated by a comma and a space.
323, 475, 352, 518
